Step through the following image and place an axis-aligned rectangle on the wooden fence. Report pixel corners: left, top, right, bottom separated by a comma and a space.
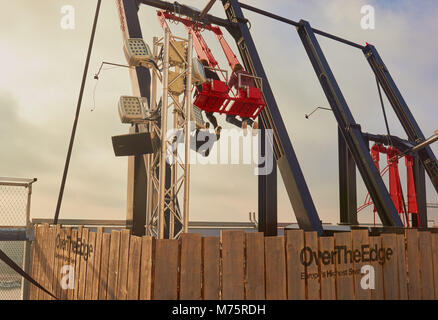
29, 224, 438, 300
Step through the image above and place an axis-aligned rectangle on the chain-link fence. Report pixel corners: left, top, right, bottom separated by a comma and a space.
0, 177, 36, 300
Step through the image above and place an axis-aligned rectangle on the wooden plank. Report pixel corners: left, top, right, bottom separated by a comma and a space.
265, 236, 287, 300
91, 227, 103, 300
98, 232, 111, 300
369, 236, 384, 300
179, 233, 202, 300
351, 230, 370, 300
202, 237, 220, 300
396, 234, 408, 300
304, 232, 320, 300
127, 235, 142, 300
30, 225, 42, 300
78, 228, 89, 300
29, 228, 38, 300
52, 224, 63, 300
153, 239, 179, 300
139, 236, 153, 300
432, 233, 438, 300
39, 224, 50, 300
285, 230, 305, 300
245, 232, 265, 300
35, 225, 46, 300
406, 229, 421, 300
84, 231, 96, 300
35, 225, 45, 300
107, 230, 121, 300
221, 230, 245, 300
418, 231, 435, 300
117, 229, 131, 300
381, 233, 399, 300
47, 225, 57, 300
73, 226, 83, 300
334, 232, 354, 300
319, 236, 336, 300
49, 226, 58, 300
53, 226, 64, 299
67, 229, 78, 300
60, 227, 72, 300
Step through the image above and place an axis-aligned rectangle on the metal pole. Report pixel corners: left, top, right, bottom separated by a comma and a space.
22, 184, 32, 300
158, 29, 170, 239
183, 33, 193, 234
145, 37, 159, 236
411, 131, 438, 153
53, 0, 102, 224
237, 1, 365, 49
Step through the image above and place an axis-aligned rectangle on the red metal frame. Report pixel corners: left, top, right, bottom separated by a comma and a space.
359, 143, 419, 226
157, 10, 266, 120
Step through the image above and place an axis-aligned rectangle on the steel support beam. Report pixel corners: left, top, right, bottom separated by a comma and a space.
118, 0, 151, 236
338, 128, 357, 225
258, 122, 277, 235
413, 157, 428, 228
139, 0, 233, 28
297, 20, 403, 227
363, 44, 438, 194
222, 1, 323, 234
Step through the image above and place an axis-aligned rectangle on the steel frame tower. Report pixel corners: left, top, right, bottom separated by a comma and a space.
146, 30, 194, 239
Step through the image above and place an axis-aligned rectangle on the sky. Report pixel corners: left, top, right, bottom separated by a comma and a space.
1, 0, 437, 226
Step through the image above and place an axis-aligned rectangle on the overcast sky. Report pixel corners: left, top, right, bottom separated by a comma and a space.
1, 0, 437, 226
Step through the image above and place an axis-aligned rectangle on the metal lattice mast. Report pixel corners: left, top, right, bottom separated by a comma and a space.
145, 28, 193, 239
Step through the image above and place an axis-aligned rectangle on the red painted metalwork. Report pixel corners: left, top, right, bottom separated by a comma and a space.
193, 80, 230, 113
359, 144, 420, 227
405, 155, 418, 215
386, 147, 404, 214
226, 87, 266, 119
157, 10, 266, 120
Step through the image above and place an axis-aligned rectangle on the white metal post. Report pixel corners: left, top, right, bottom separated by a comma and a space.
183, 33, 193, 234
158, 29, 171, 239
21, 184, 32, 300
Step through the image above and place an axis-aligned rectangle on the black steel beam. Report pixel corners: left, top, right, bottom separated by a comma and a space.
363, 44, 438, 194
121, 0, 151, 236
223, 1, 323, 234
297, 20, 403, 227
413, 157, 428, 228
238, 2, 365, 50
362, 132, 415, 153
338, 128, 357, 225
139, 0, 235, 28
0, 228, 28, 241
258, 122, 277, 236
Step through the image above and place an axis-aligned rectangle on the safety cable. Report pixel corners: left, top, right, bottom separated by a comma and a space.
376, 76, 393, 146
53, 0, 102, 225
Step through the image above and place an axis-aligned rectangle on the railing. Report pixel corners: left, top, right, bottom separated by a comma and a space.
0, 177, 36, 300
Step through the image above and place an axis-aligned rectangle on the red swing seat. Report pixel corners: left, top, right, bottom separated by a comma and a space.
193, 80, 230, 113
226, 87, 266, 119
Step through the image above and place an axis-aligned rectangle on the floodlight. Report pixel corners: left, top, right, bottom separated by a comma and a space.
191, 105, 206, 129
191, 58, 207, 85
124, 38, 154, 68
118, 96, 149, 124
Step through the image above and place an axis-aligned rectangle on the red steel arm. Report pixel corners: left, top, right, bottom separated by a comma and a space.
405, 155, 418, 216
214, 32, 240, 70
